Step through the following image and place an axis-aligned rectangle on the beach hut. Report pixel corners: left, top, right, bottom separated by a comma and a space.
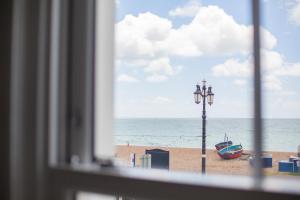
297, 161, 300, 172
262, 154, 272, 168
279, 160, 294, 172
289, 156, 299, 163
293, 160, 300, 173
289, 156, 300, 172
146, 149, 169, 170
249, 154, 272, 168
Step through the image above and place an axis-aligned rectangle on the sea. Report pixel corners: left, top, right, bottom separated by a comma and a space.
115, 118, 300, 152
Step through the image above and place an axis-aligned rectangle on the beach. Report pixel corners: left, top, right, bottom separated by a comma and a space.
116, 145, 298, 176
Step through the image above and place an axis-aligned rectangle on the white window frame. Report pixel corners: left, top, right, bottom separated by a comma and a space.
9, 0, 300, 200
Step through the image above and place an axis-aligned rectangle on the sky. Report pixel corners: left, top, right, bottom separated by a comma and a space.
113, 0, 300, 118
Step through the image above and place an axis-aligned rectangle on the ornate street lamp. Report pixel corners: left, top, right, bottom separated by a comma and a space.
193, 80, 214, 174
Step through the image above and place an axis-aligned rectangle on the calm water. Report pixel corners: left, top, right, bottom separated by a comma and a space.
114, 118, 300, 152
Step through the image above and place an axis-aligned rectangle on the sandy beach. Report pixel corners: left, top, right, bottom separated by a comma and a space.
116, 145, 299, 177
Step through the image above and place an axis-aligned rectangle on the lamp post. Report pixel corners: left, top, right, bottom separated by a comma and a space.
194, 80, 214, 174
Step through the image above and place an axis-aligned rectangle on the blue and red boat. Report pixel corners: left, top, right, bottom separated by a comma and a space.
217, 144, 243, 159
215, 133, 232, 150
215, 141, 233, 150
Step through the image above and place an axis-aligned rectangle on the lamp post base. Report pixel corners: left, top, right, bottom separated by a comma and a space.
201, 156, 206, 174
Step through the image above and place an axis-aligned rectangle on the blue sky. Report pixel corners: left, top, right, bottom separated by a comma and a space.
114, 0, 300, 118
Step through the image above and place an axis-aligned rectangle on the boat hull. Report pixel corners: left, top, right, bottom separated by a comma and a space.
217, 149, 243, 159
215, 141, 233, 150
217, 145, 243, 160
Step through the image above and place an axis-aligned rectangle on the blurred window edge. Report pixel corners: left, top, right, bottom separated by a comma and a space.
7, 0, 300, 200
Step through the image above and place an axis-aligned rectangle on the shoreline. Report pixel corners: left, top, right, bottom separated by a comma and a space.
116, 144, 296, 153
116, 145, 298, 176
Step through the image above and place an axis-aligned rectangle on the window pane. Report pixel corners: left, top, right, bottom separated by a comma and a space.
77, 192, 117, 200
77, 192, 147, 200
261, 0, 300, 177
106, 0, 257, 176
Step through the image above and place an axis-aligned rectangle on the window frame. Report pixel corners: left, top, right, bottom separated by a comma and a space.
9, 0, 300, 200
49, 0, 96, 166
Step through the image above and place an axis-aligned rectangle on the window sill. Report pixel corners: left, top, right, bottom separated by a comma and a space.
49, 165, 300, 200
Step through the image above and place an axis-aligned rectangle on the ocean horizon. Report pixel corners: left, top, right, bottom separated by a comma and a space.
114, 118, 300, 152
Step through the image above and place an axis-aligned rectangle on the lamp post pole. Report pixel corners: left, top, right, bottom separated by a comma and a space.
201, 84, 206, 174
193, 80, 214, 175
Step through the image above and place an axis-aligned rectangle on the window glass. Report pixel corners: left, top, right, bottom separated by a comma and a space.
261, 0, 300, 177
77, 192, 118, 200
109, 0, 257, 176
77, 192, 148, 200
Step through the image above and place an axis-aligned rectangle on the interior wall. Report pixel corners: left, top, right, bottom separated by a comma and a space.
0, 0, 13, 199
9, 0, 40, 200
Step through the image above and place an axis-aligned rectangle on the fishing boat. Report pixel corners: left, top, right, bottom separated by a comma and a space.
217, 144, 243, 159
215, 133, 233, 150
215, 141, 233, 150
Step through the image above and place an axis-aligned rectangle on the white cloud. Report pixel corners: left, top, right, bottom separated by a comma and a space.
116, 8, 277, 58
116, 6, 276, 81
146, 75, 168, 82
117, 59, 150, 68
144, 57, 175, 75
261, 50, 300, 77
116, 12, 172, 59
117, 74, 139, 82
212, 50, 300, 91
261, 51, 300, 77
168, 6, 276, 56
212, 58, 251, 77
278, 90, 297, 96
169, 0, 201, 17
212, 50, 300, 79
288, 0, 300, 26
143, 57, 183, 76
261, 50, 284, 70
151, 96, 171, 104
233, 79, 247, 86
263, 75, 282, 91
274, 62, 300, 76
